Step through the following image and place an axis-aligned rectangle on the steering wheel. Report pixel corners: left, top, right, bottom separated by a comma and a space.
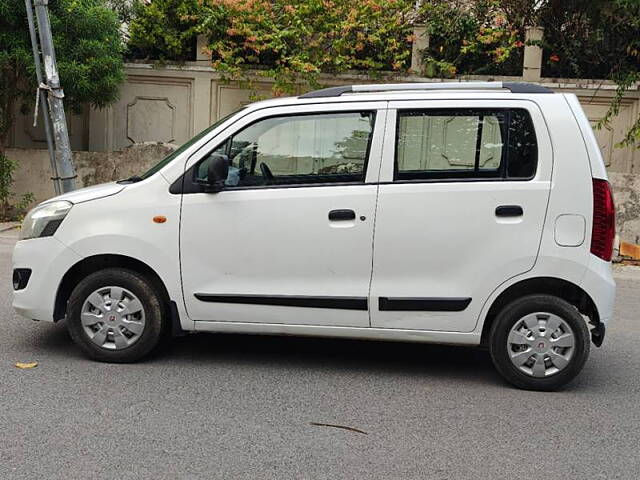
260, 162, 275, 183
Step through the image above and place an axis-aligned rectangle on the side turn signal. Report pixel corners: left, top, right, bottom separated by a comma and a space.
153, 216, 167, 224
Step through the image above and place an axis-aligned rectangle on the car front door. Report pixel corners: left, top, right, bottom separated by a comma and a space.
179, 103, 387, 327
369, 100, 552, 333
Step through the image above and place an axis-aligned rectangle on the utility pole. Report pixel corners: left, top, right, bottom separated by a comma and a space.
24, 0, 60, 195
27, 0, 77, 193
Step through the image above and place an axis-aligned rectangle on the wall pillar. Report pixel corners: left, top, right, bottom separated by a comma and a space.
192, 77, 212, 133
411, 25, 430, 74
88, 105, 113, 152
196, 35, 210, 64
523, 26, 544, 82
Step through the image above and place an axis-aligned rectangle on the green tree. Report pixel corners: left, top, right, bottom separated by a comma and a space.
536, 0, 640, 148
127, 0, 201, 61
418, 0, 524, 78
419, 0, 640, 147
0, 0, 124, 217
129, 0, 415, 94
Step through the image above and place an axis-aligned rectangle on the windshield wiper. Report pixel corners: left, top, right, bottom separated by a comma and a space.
117, 175, 143, 184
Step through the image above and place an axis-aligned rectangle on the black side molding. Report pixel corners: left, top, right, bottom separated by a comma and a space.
194, 294, 368, 311
379, 297, 471, 312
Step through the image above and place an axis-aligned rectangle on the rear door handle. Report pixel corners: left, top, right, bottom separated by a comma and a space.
495, 205, 523, 217
328, 209, 356, 221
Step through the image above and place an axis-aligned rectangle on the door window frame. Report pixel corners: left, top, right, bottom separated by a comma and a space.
173, 102, 388, 194
394, 108, 512, 181
380, 99, 552, 184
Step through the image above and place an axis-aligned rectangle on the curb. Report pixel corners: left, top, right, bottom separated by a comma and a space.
0, 223, 20, 233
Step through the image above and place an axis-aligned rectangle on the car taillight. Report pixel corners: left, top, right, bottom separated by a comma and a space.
590, 178, 615, 261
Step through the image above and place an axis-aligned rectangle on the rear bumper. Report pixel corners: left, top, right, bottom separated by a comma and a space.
580, 255, 615, 346
12, 236, 82, 321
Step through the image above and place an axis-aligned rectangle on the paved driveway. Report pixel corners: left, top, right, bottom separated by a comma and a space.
1, 230, 639, 479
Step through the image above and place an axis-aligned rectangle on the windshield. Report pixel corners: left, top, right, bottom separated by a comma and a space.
139, 107, 246, 180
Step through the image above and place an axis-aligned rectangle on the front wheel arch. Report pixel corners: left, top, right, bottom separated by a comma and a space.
55, 254, 172, 323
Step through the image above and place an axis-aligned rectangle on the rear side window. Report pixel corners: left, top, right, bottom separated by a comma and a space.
395, 108, 537, 181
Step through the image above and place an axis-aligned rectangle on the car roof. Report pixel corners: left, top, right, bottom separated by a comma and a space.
244, 83, 558, 111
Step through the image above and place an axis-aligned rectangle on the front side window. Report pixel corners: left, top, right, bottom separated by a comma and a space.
197, 111, 376, 187
396, 108, 537, 181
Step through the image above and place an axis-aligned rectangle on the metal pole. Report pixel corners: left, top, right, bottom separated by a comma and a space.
32, 0, 76, 192
24, 0, 60, 195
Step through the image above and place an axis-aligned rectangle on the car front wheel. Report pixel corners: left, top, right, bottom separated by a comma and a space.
66, 268, 166, 363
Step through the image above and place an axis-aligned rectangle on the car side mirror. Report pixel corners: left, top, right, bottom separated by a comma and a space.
205, 153, 229, 193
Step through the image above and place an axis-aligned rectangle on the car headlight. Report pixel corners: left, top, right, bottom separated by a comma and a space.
20, 200, 73, 240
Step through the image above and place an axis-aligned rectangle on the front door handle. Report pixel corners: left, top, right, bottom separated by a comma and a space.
495, 205, 523, 217
328, 209, 356, 221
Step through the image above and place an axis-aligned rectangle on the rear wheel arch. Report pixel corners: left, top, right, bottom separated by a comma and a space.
54, 254, 171, 322
480, 277, 599, 347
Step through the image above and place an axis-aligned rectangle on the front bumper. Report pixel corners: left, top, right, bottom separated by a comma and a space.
12, 236, 82, 321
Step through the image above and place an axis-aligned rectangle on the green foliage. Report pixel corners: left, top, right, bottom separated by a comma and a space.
0, 0, 125, 121
108, 0, 136, 27
128, 0, 525, 87
539, 0, 640, 80
537, 0, 640, 148
0, 154, 34, 221
418, 0, 523, 78
204, 0, 414, 94
129, 0, 415, 93
0, 154, 16, 212
599, 70, 640, 149
128, 0, 201, 61
0, 0, 124, 214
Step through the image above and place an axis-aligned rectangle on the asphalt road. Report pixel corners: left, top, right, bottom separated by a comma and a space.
1, 230, 639, 480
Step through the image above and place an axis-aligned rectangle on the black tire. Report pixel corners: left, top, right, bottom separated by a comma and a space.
489, 294, 591, 391
66, 268, 166, 363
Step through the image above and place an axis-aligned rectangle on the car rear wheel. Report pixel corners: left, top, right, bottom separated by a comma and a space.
489, 294, 591, 391
66, 268, 166, 362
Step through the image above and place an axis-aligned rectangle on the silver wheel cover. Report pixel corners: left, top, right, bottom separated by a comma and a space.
80, 286, 146, 350
507, 312, 576, 378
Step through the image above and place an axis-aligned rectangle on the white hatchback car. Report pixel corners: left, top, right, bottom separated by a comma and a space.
13, 82, 615, 390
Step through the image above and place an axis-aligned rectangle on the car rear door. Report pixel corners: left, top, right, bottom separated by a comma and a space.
369, 99, 552, 332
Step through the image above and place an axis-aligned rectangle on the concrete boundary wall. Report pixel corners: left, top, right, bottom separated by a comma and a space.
7, 143, 177, 204
7, 63, 640, 172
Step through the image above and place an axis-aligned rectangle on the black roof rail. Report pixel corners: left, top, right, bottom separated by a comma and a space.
299, 86, 354, 98
502, 82, 553, 94
299, 81, 553, 98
